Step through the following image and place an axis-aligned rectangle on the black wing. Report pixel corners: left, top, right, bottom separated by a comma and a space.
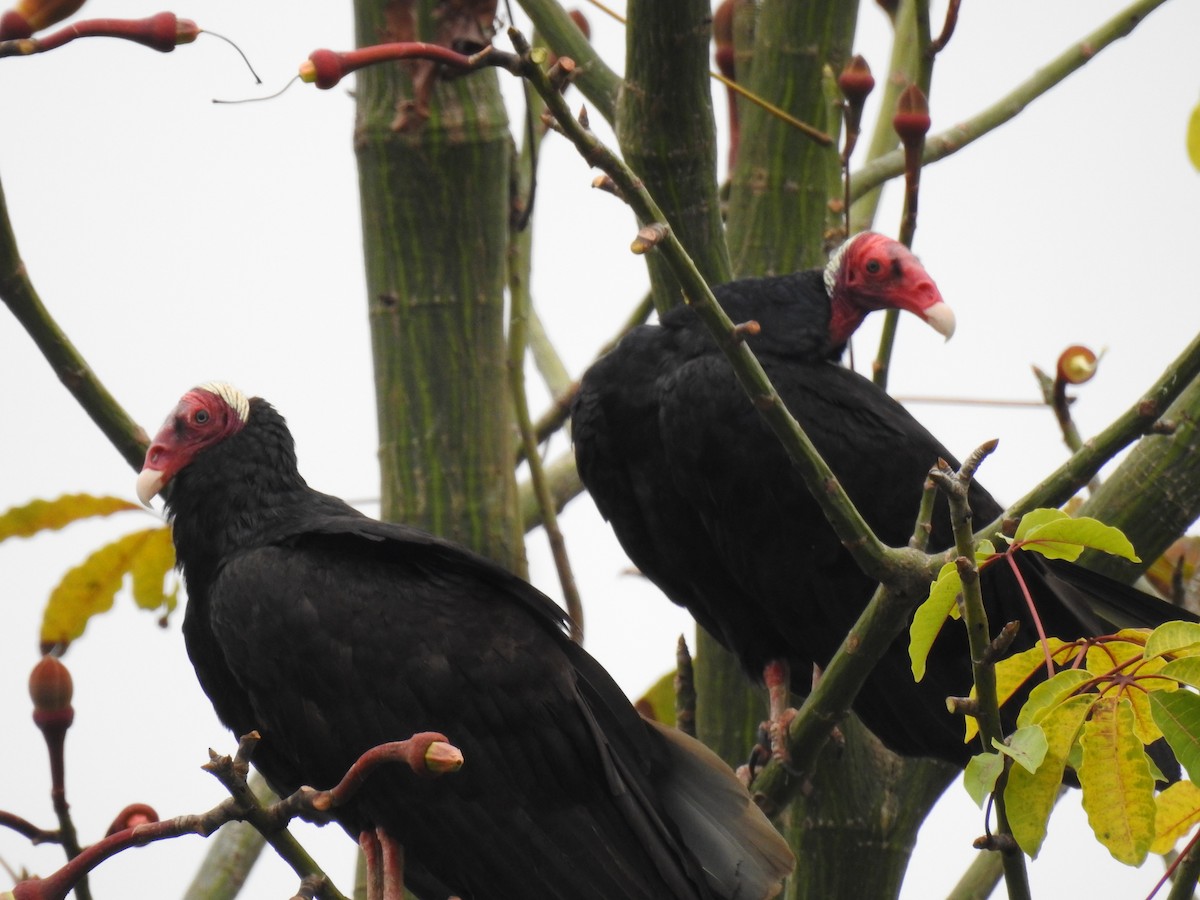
573, 324, 801, 677
659, 351, 1195, 763
195, 515, 789, 900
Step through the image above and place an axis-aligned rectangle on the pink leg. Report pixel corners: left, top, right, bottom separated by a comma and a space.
359, 829, 383, 900
763, 659, 797, 763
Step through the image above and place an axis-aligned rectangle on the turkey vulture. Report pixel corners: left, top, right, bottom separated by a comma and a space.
137, 383, 793, 900
572, 232, 1191, 765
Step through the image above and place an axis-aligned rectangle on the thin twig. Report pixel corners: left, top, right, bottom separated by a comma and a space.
851, 0, 1172, 203
507, 139, 585, 639
928, 444, 1033, 900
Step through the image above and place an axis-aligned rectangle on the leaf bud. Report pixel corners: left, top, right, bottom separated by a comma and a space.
837, 55, 874, 106
1056, 344, 1099, 385
424, 740, 465, 775
893, 84, 931, 145
29, 654, 72, 714
300, 48, 345, 90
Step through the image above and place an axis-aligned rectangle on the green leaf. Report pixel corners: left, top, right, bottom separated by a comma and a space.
909, 561, 961, 681
1188, 100, 1200, 172
1017, 669, 1093, 729
1014, 507, 1069, 542
1160, 657, 1200, 689
993, 725, 1048, 774
1006, 694, 1095, 857
1152, 779, 1200, 854
963, 751, 1004, 809
40, 527, 169, 647
1146, 621, 1200, 660
910, 541, 1000, 682
1151, 690, 1200, 784
1020, 514, 1140, 563
1078, 696, 1156, 865
0, 494, 142, 544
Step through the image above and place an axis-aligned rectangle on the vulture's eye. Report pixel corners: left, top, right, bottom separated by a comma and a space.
195, 409, 210, 425
865, 259, 882, 274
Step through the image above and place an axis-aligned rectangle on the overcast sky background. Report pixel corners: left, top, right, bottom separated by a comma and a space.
2, 1, 1199, 897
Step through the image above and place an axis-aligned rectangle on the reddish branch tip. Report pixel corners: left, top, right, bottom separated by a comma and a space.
300, 48, 343, 90
105, 803, 159, 837
893, 84, 931, 145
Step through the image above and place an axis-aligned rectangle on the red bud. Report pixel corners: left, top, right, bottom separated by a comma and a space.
301, 47, 344, 90
1056, 345, 1099, 385
567, 9, 590, 41
837, 55, 874, 106
105, 803, 159, 837
29, 655, 72, 713
893, 84, 931, 144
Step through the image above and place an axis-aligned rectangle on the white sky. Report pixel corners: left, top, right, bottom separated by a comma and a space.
1, 1, 1199, 897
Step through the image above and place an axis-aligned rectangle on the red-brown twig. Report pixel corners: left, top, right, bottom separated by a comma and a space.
0, 13, 198, 57
300, 42, 521, 90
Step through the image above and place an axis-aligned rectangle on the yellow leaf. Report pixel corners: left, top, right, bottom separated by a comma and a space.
965, 639, 1073, 743
1085, 640, 1149, 678
1188, 101, 1200, 172
1017, 668, 1092, 729
1078, 696, 1156, 865
41, 528, 169, 646
1152, 780, 1200, 854
0, 494, 142, 543
1007, 694, 1095, 857
634, 667, 678, 728
1144, 536, 1200, 599
128, 527, 177, 615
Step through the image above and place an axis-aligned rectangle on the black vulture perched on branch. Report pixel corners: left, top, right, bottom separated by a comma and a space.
137, 382, 793, 900
572, 232, 1191, 765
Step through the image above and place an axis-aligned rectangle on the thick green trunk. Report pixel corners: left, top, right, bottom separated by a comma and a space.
353, 2, 523, 573
719, 5, 958, 899
617, 0, 731, 311
726, 1, 854, 276
1078, 372, 1200, 581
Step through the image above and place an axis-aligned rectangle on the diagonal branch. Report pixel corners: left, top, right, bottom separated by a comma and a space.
515, 27, 906, 587
850, 0, 1172, 202
0, 173, 148, 472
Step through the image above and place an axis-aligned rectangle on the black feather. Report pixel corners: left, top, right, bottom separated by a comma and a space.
572, 269, 1195, 765
160, 396, 792, 900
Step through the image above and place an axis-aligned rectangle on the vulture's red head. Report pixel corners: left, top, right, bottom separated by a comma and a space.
137, 383, 250, 505
823, 232, 954, 346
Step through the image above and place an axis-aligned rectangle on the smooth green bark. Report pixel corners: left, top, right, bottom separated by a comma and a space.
353, 3, 523, 573
617, 0, 731, 311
